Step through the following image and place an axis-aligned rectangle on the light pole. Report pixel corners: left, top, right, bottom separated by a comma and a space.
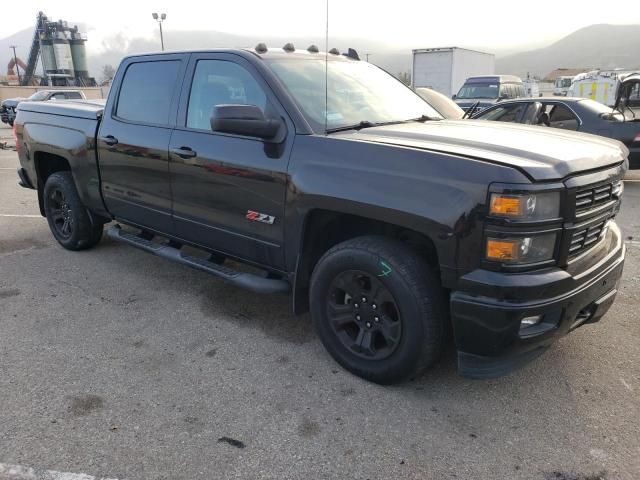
365, 53, 373, 62
152, 12, 166, 51
10, 45, 21, 84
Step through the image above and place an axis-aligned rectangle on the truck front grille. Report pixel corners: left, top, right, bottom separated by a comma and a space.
568, 219, 608, 257
574, 180, 622, 215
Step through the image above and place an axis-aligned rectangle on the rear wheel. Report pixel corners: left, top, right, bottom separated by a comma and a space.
43, 172, 104, 251
310, 236, 445, 384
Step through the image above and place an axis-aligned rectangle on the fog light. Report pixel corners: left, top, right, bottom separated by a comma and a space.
520, 315, 543, 329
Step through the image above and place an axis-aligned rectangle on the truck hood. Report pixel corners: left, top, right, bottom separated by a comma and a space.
340, 120, 628, 181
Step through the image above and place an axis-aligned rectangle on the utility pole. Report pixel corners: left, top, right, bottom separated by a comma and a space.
10, 45, 21, 84
152, 13, 166, 51
365, 53, 373, 62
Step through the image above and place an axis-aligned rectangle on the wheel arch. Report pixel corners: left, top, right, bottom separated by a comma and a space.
291, 208, 442, 315
34, 151, 72, 216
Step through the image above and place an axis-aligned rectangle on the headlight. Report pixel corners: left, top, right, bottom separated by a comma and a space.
489, 192, 560, 221
486, 233, 557, 264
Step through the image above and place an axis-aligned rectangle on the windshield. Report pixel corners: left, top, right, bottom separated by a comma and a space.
456, 82, 499, 100
266, 58, 441, 131
555, 78, 572, 88
28, 91, 49, 101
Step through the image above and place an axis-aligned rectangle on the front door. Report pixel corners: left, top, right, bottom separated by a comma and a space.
97, 54, 187, 233
169, 53, 294, 269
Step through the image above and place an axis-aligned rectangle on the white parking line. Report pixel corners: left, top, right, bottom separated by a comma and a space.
0, 214, 41, 218
0, 463, 120, 480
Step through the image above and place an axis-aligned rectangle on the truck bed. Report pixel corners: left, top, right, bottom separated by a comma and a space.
17, 99, 104, 119
15, 99, 107, 218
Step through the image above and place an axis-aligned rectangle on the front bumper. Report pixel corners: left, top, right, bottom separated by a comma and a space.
451, 222, 625, 379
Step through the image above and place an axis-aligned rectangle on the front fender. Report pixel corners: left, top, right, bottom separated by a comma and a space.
285, 135, 530, 287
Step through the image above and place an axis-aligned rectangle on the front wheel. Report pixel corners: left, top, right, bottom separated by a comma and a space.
43, 172, 104, 251
310, 236, 446, 384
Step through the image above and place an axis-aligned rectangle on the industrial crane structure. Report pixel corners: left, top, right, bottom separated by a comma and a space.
21, 11, 96, 87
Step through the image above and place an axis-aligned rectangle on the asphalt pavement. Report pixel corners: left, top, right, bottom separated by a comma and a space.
1, 123, 639, 480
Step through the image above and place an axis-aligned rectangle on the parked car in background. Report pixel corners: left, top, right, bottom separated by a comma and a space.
472, 96, 640, 168
1, 90, 86, 126
415, 87, 464, 119
554, 76, 574, 96
453, 75, 525, 116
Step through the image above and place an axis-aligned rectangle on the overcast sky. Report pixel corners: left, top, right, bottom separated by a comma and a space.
3, 0, 640, 54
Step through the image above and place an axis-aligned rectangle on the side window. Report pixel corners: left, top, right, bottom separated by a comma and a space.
500, 84, 513, 99
116, 60, 181, 125
65, 92, 83, 99
51, 92, 66, 100
187, 60, 267, 131
479, 103, 525, 122
548, 104, 579, 130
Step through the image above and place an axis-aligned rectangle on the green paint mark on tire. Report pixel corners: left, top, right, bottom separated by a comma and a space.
378, 260, 392, 277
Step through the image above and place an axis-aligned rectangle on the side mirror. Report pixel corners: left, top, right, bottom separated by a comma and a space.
210, 104, 280, 140
451, 94, 457, 100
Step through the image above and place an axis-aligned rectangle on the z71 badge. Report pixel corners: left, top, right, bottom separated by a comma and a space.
246, 210, 275, 225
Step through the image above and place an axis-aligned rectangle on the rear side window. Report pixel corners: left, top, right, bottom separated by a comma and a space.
116, 60, 181, 125
65, 92, 83, 99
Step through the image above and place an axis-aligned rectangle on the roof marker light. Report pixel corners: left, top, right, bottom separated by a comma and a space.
255, 43, 268, 54
344, 48, 360, 60
283, 43, 295, 52
329, 48, 340, 55
307, 44, 319, 53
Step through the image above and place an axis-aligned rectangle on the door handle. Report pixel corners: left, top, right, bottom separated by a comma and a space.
100, 135, 118, 146
170, 146, 197, 159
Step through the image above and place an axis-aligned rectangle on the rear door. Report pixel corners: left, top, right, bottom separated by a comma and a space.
169, 53, 294, 269
97, 54, 188, 233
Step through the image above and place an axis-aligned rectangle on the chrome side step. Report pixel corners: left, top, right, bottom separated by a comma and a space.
106, 226, 290, 294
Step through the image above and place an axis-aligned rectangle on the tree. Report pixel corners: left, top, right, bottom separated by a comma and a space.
100, 64, 116, 85
396, 71, 411, 86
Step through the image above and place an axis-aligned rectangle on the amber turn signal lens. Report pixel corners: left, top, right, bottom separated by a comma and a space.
486, 239, 518, 261
490, 195, 522, 216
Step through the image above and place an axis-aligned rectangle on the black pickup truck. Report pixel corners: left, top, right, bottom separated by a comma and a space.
14, 46, 628, 384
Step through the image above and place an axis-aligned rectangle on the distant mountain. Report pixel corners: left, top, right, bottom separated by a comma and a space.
496, 24, 640, 78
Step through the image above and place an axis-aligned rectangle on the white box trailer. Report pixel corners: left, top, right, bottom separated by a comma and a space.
411, 47, 495, 98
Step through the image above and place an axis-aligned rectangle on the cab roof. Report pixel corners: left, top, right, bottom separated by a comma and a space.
465, 75, 522, 84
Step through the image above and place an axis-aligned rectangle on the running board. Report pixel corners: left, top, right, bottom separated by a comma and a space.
107, 226, 290, 294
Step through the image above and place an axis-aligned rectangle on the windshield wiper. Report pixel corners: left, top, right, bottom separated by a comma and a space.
407, 114, 437, 122
326, 116, 437, 134
325, 120, 376, 134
